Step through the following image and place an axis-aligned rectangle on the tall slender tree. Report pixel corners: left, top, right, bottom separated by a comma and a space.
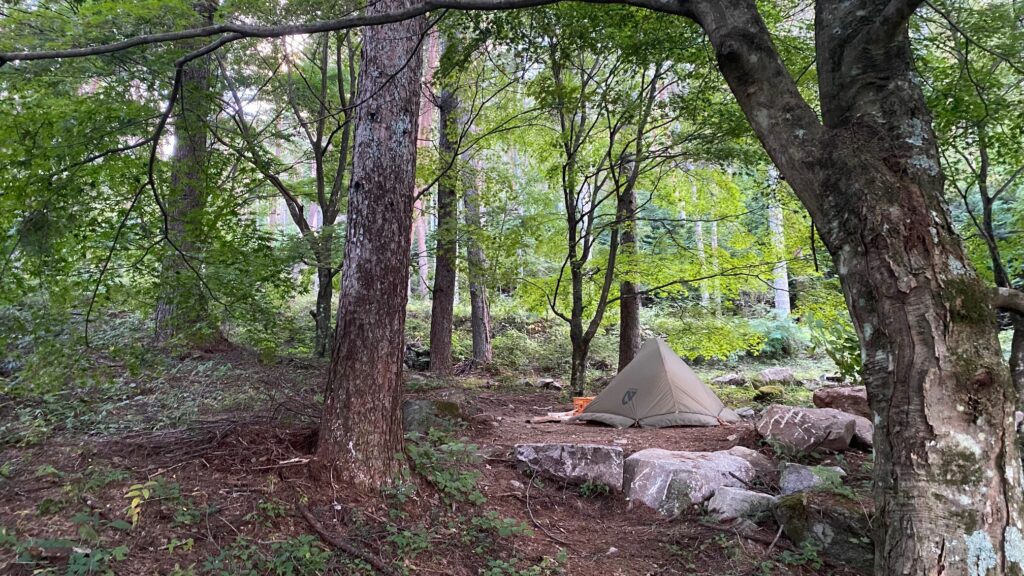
154, 0, 217, 344
429, 86, 459, 375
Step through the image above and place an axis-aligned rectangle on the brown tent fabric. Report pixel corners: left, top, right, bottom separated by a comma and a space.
573, 338, 740, 428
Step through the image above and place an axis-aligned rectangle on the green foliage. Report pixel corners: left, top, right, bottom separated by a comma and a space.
203, 536, 330, 576
748, 317, 809, 360
406, 429, 485, 505
577, 480, 611, 498
798, 279, 862, 383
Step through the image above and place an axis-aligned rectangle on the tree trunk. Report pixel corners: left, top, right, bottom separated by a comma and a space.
1013, 319, 1024, 408
313, 261, 333, 357
681, 1, 1024, 572
428, 89, 458, 375
617, 180, 640, 371
413, 201, 430, 297
314, 0, 424, 488
767, 198, 790, 317
154, 2, 215, 345
463, 162, 492, 365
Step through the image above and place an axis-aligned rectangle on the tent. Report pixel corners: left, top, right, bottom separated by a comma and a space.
573, 338, 740, 428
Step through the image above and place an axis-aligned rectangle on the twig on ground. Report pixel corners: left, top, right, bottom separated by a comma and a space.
297, 504, 399, 576
767, 524, 784, 555
525, 474, 570, 545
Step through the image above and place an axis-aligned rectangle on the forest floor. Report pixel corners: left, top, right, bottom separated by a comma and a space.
0, 345, 867, 575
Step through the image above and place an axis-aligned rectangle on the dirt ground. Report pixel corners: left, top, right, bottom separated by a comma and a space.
0, 349, 865, 575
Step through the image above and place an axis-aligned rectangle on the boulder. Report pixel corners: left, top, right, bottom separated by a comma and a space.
735, 407, 757, 419
850, 415, 874, 449
756, 367, 797, 387
724, 446, 776, 481
402, 399, 463, 435
756, 405, 856, 453
812, 386, 870, 419
623, 448, 760, 516
712, 373, 747, 387
774, 492, 873, 574
753, 385, 784, 402
779, 462, 846, 495
514, 444, 624, 491
706, 486, 777, 522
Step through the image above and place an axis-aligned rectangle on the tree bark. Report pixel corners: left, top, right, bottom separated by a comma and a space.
314, 0, 424, 488
429, 89, 458, 375
677, 0, 1024, 572
313, 260, 333, 357
617, 177, 640, 371
463, 161, 492, 365
154, 2, 215, 345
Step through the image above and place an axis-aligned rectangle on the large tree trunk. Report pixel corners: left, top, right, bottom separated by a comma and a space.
154, 2, 215, 345
428, 89, 458, 375
682, 1, 1024, 572
617, 180, 640, 371
462, 162, 492, 365
314, 0, 424, 488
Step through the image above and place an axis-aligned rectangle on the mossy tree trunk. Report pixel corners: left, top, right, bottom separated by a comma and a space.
679, 0, 1024, 571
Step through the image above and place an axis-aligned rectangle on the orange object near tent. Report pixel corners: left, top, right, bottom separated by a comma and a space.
572, 396, 595, 414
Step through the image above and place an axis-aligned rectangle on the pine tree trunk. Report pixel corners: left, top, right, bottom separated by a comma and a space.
154, 2, 215, 345
617, 182, 640, 371
314, 0, 424, 488
428, 89, 458, 375
463, 163, 492, 365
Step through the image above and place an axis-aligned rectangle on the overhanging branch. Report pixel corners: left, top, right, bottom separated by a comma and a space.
993, 287, 1024, 316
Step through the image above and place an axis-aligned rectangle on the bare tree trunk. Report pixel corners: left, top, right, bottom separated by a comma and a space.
767, 198, 790, 317
412, 202, 430, 297
314, 0, 424, 488
463, 161, 492, 365
617, 179, 640, 371
683, 1, 1024, 571
154, 2, 215, 345
428, 89, 458, 375
313, 259, 333, 357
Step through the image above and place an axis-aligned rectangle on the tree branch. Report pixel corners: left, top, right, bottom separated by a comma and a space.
994, 287, 1024, 316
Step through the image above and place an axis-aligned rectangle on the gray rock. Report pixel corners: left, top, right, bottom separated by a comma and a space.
812, 386, 870, 419
755, 405, 856, 453
774, 492, 873, 574
779, 462, 846, 495
712, 373, 747, 387
623, 448, 760, 516
402, 399, 463, 435
706, 486, 777, 521
725, 446, 776, 481
756, 367, 798, 387
850, 414, 874, 449
514, 443, 624, 491
735, 407, 757, 419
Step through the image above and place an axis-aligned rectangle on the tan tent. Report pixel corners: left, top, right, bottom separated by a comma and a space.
573, 338, 740, 428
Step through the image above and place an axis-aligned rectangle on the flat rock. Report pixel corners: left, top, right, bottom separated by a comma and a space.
735, 407, 757, 419
712, 373, 747, 387
812, 386, 870, 419
757, 367, 797, 387
779, 462, 846, 495
514, 444, 624, 491
623, 448, 760, 516
706, 486, 777, 521
755, 405, 856, 453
